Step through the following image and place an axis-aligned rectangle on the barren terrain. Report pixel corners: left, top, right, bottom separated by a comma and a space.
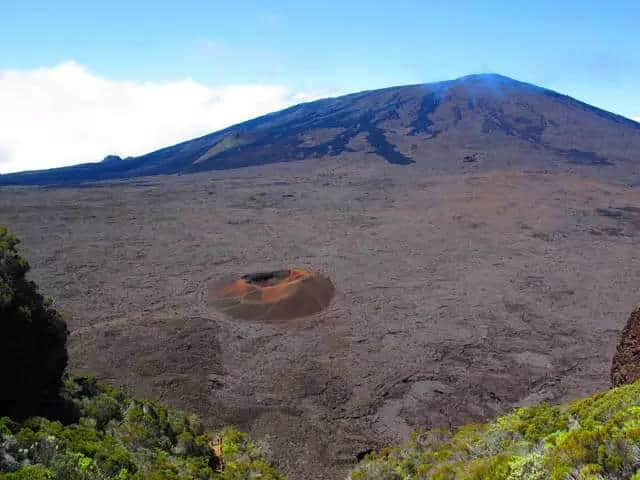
1, 156, 639, 479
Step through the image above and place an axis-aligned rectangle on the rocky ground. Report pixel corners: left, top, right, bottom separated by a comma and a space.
1, 157, 639, 479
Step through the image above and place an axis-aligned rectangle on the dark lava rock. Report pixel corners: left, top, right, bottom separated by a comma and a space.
611, 306, 640, 387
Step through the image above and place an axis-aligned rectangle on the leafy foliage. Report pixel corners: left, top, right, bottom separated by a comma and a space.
0, 225, 68, 419
218, 428, 285, 480
0, 376, 286, 480
350, 381, 640, 480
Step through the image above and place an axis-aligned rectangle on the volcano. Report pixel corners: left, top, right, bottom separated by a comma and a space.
210, 269, 334, 322
2, 74, 639, 186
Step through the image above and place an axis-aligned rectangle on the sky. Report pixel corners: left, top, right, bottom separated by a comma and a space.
1, 0, 638, 173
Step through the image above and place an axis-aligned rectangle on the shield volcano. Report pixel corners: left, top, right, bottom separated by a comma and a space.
209, 268, 334, 321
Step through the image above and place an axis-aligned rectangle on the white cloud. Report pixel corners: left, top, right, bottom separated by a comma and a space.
0, 61, 330, 174
633, 116, 640, 122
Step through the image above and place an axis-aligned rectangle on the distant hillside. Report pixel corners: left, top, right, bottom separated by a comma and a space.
2, 74, 639, 185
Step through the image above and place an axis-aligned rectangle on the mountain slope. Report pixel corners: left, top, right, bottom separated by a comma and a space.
2, 74, 639, 185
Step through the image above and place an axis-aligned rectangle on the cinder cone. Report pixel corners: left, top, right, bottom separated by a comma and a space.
209, 269, 334, 321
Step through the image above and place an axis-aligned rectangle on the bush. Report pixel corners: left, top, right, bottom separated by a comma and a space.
0, 464, 53, 480
0, 376, 285, 480
349, 380, 640, 480
0, 225, 68, 419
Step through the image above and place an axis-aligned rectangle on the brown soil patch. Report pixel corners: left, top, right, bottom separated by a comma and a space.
210, 268, 334, 321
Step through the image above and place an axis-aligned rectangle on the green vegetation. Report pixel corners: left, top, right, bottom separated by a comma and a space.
194, 133, 255, 164
0, 225, 68, 419
350, 380, 640, 480
0, 376, 285, 480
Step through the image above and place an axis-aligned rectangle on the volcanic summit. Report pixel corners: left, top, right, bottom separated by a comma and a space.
2, 73, 639, 186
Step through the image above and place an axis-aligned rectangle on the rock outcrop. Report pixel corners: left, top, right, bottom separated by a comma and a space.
611, 306, 640, 387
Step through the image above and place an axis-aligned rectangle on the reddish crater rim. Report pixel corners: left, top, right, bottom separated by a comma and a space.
209, 268, 334, 321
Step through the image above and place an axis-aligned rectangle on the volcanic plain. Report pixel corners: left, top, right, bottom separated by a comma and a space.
2, 157, 640, 479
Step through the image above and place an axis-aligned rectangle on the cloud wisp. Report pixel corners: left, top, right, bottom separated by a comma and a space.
0, 61, 329, 174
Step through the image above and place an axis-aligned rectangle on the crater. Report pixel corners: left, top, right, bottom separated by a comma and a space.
209, 268, 334, 321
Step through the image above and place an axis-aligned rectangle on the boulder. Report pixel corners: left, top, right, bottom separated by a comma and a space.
611, 306, 640, 387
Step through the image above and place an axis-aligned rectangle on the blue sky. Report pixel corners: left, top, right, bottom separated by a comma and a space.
0, 0, 638, 172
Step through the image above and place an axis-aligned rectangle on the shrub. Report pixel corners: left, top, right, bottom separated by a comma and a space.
0, 376, 285, 480
0, 464, 53, 480
0, 225, 68, 419
350, 380, 640, 480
